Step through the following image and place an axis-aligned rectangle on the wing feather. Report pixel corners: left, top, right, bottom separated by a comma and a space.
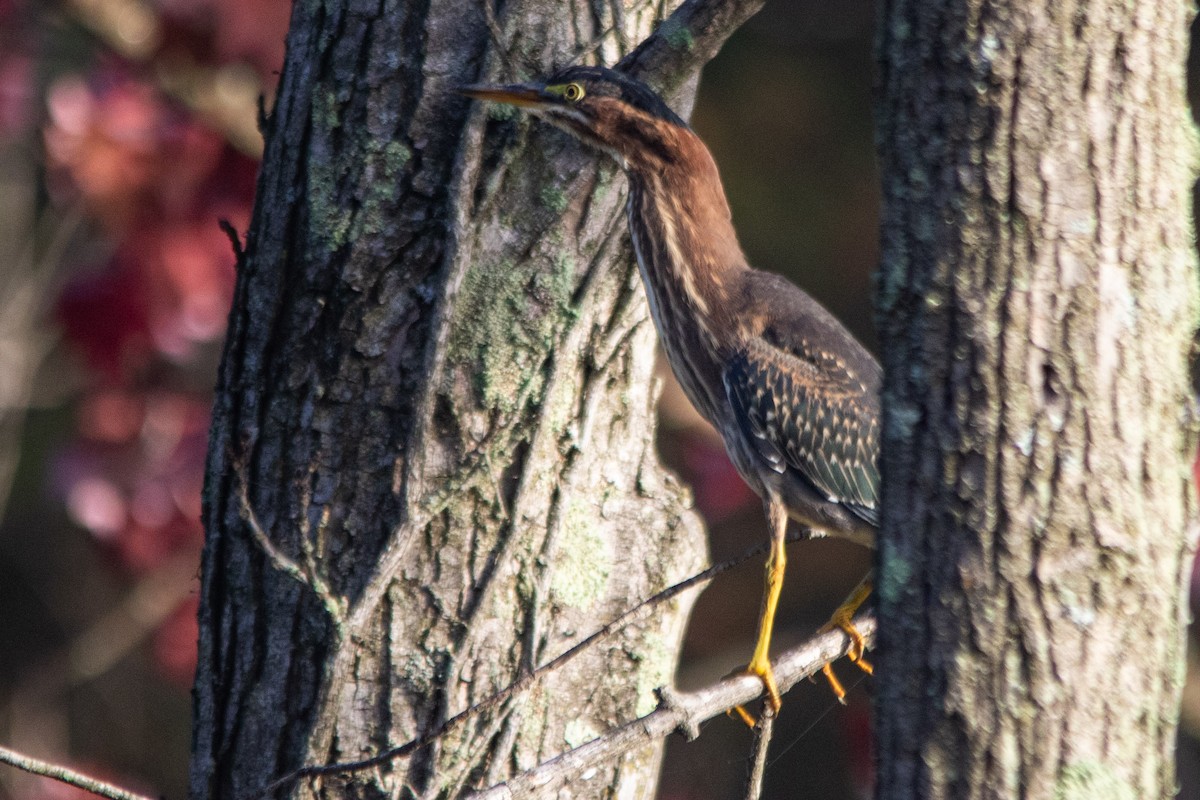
723, 337, 880, 525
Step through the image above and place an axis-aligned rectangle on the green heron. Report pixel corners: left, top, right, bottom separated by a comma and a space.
462, 66, 879, 711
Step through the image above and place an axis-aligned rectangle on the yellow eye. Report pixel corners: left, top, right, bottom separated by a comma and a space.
563, 82, 585, 102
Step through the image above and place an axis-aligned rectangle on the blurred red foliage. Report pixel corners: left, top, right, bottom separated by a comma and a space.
39, 0, 288, 688
156, 0, 292, 78
58, 389, 208, 572
0, 51, 32, 136
678, 435, 756, 522
0, 0, 32, 138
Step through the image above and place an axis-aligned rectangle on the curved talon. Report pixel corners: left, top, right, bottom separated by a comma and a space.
841, 619, 867, 662
820, 615, 871, 667
816, 576, 875, 699
821, 663, 848, 704
729, 705, 758, 728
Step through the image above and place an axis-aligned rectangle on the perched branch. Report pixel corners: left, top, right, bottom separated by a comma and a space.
0, 745, 154, 800
467, 615, 875, 799
258, 530, 815, 796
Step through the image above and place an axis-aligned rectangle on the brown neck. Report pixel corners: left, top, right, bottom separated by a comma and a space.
624, 127, 748, 341
620, 127, 747, 423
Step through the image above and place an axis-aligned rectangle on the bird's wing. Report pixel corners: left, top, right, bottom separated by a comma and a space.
723, 336, 880, 524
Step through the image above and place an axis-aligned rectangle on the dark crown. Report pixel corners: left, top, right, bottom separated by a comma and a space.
547, 66, 688, 128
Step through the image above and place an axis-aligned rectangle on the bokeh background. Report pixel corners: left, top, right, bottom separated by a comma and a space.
0, 2, 1195, 799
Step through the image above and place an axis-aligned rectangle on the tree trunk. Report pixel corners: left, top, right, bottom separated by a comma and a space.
874, 1, 1199, 798
187, 1, 756, 797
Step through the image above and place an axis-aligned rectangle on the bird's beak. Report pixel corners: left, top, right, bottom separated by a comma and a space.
458, 83, 549, 110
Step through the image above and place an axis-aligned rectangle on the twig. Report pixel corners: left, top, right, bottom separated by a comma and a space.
566, 22, 624, 65
743, 705, 776, 800
218, 218, 245, 263
466, 615, 876, 800
0, 744, 154, 800
237, 473, 348, 637
256, 533, 804, 797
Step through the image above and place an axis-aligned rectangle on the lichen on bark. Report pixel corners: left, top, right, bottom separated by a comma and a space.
190, 0, 720, 797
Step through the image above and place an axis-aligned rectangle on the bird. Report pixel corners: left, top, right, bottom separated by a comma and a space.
461, 65, 879, 712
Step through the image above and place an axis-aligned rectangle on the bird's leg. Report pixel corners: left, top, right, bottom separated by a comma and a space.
819, 571, 874, 702
744, 495, 789, 713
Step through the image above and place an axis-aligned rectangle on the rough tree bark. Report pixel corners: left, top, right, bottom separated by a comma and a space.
874, 1, 1199, 799
190, 1, 763, 798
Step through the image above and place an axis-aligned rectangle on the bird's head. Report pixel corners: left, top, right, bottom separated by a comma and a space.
459, 65, 688, 169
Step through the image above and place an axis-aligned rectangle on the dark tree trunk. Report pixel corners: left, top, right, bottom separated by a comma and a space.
874, 1, 1199, 798
186, 1, 762, 797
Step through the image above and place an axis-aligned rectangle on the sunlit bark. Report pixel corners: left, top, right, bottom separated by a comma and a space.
874, 2, 1199, 798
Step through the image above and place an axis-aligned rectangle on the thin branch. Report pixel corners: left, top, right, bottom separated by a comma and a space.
617, 0, 767, 102
466, 615, 876, 800
0, 745, 154, 800
257, 532, 809, 797
742, 706, 776, 800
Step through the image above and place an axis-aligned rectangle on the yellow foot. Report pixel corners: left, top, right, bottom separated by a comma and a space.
729, 705, 757, 728
817, 577, 874, 702
730, 655, 782, 727
748, 652, 782, 711
820, 662, 848, 704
